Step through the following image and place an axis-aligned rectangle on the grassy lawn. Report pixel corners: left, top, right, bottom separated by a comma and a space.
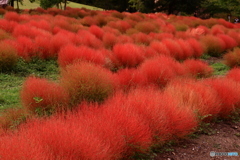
14, 0, 103, 10
0, 59, 59, 111
0, 73, 23, 110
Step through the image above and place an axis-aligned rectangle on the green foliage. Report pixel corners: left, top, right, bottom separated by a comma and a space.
211, 63, 230, 75
40, 0, 62, 9
128, 0, 144, 12
201, 0, 240, 17
13, 58, 59, 80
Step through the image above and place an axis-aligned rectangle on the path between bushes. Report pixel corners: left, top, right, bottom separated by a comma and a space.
154, 120, 240, 160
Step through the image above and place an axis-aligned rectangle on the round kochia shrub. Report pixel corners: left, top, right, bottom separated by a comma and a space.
60, 62, 116, 105
223, 47, 240, 68
183, 59, 213, 78
0, 41, 18, 72
21, 77, 69, 114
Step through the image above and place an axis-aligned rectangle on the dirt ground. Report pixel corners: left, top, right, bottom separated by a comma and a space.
154, 120, 240, 160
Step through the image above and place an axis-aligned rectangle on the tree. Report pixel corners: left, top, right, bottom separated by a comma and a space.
201, 0, 240, 17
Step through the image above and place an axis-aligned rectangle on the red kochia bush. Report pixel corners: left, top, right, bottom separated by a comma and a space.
183, 59, 213, 78
131, 32, 153, 45
89, 25, 104, 39
223, 47, 240, 68
101, 93, 153, 155
226, 68, 240, 82
49, 32, 72, 56
0, 41, 18, 71
76, 30, 103, 49
0, 109, 127, 160
203, 78, 240, 117
0, 19, 18, 33
200, 35, 226, 57
34, 35, 54, 59
14, 36, 38, 60
60, 62, 116, 105
112, 43, 145, 68
114, 68, 147, 90
102, 32, 118, 49
216, 34, 238, 50
187, 38, 204, 58
149, 41, 170, 56
161, 39, 184, 60
58, 44, 105, 68
3, 12, 21, 22
176, 39, 195, 59
107, 88, 198, 142
138, 55, 186, 87
164, 78, 221, 120
21, 77, 69, 113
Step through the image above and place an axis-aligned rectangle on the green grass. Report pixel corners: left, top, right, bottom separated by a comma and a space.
14, 0, 103, 10
0, 73, 23, 110
211, 62, 230, 76
0, 59, 59, 111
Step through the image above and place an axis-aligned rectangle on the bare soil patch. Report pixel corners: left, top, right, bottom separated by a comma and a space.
155, 120, 240, 160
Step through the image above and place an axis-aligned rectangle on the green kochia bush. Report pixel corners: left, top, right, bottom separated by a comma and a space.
0, 41, 18, 72
60, 62, 116, 106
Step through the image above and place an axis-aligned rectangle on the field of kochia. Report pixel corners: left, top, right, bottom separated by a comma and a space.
0, 6, 240, 159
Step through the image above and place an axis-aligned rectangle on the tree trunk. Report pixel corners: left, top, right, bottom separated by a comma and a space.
168, 0, 176, 15
10, 0, 14, 7
64, 0, 67, 10
16, 0, 19, 9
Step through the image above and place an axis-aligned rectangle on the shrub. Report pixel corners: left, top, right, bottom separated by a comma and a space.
134, 21, 158, 34
114, 68, 147, 91
187, 38, 204, 58
131, 32, 153, 45
223, 47, 240, 68
117, 35, 134, 44
143, 46, 158, 58
13, 36, 38, 60
21, 76, 69, 114
138, 55, 186, 87
28, 19, 52, 32
203, 78, 240, 117
0, 41, 18, 72
49, 32, 72, 56
102, 32, 118, 49
210, 24, 226, 35
77, 30, 103, 49
164, 78, 221, 121
101, 93, 153, 155
0, 29, 12, 40
216, 34, 238, 50
34, 36, 54, 59
227, 30, 240, 46
89, 25, 104, 39
176, 39, 194, 59
110, 88, 198, 141
60, 62, 116, 105
112, 43, 145, 68
226, 67, 240, 82
161, 39, 184, 60
183, 59, 213, 78
58, 44, 105, 68
3, 12, 20, 22
0, 107, 29, 131
0, 110, 127, 160
200, 35, 225, 57
149, 33, 174, 41
149, 41, 170, 57
0, 19, 18, 33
